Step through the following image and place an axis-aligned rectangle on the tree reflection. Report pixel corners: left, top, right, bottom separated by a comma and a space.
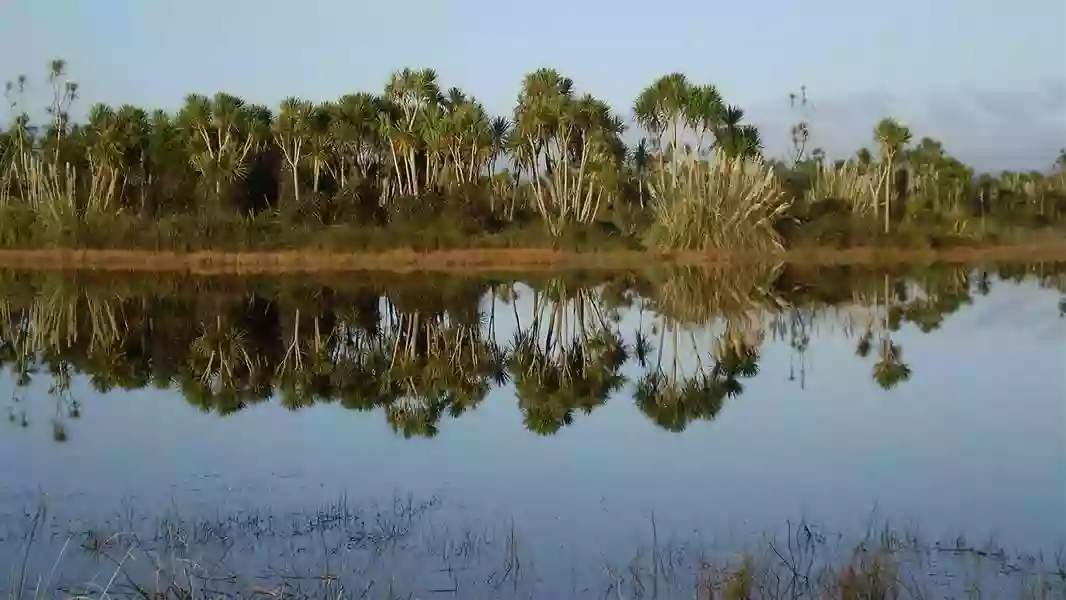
509, 282, 626, 435
635, 319, 762, 432
632, 265, 773, 432
873, 340, 911, 390
377, 300, 504, 438
0, 263, 1061, 442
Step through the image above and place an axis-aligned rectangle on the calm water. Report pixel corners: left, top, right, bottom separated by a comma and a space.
0, 263, 1064, 596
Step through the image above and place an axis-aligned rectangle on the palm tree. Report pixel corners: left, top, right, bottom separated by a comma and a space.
444, 86, 466, 109
307, 104, 333, 199
513, 69, 623, 235
443, 98, 493, 185
327, 92, 382, 191
713, 106, 763, 160
634, 73, 689, 160
178, 93, 270, 206
45, 58, 78, 161
718, 123, 763, 160
383, 68, 441, 197
874, 117, 912, 233
273, 97, 314, 208
85, 104, 123, 208
514, 67, 572, 183
489, 116, 509, 175
114, 105, 150, 211
856, 147, 873, 168
81, 103, 149, 212
631, 137, 650, 207
634, 73, 692, 193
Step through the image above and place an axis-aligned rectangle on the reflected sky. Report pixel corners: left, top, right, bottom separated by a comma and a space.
0, 265, 1063, 572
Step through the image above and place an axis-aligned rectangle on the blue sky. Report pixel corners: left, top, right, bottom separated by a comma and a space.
2, 0, 1064, 170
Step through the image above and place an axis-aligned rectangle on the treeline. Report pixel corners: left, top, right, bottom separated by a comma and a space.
4, 262, 1065, 440
2, 60, 1065, 251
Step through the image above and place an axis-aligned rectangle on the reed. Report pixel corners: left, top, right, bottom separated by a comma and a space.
805, 160, 881, 216
646, 150, 791, 252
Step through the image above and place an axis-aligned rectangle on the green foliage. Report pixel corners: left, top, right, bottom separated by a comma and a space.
0, 59, 1063, 253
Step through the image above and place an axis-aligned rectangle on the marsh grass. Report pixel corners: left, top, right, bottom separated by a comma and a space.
805, 161, 881, 217
0, 157, 123, 249
4, 498, 1063, 600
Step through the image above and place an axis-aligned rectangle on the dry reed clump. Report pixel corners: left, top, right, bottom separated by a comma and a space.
0, 155, 121, 245
646, 149, 792, 252
805, 161, 881, 216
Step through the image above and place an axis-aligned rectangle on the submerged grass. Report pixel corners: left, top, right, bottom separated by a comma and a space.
2, 499, 1063, 599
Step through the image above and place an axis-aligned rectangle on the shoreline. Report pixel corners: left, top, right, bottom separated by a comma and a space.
0, 243, 1064, 273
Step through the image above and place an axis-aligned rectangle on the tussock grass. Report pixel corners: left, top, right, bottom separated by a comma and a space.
805, 161, 881, 217
0, 158, 123, 248
647, 150, 792, 252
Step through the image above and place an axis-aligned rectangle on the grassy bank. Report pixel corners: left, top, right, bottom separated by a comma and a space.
0, 241, 1065, 273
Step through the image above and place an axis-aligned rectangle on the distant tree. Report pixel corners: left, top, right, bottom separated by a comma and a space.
874, 118, 912, 233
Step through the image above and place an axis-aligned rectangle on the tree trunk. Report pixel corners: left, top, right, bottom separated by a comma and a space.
884, 156, 892, 234
291, 165, 301, 207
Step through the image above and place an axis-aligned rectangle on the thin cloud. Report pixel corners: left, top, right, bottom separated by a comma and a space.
749, 81, 1066, 172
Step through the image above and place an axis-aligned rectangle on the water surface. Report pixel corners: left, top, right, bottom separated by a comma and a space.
0, 263, 1063, 596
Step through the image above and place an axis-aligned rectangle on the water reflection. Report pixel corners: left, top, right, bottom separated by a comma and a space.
2, 262, 1064, 442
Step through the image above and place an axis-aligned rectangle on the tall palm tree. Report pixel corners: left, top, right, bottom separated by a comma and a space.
515, 67, 573, 180
443, 98, 493, 185
489, 116, 509, 175
45, 58, 78, 161
686, 84, 725, 154
178, 93, 270, 206
328, 92, 381, 190
634, 73, 689, 190
383, 68, 441, 197
631, 137, 650, 207
114, 105, 150, 211
857, 147, 873, 168
874, 117, 912, 233
273, 97, 314, 208
306, 103, 333, 198
513, 69, 623, 235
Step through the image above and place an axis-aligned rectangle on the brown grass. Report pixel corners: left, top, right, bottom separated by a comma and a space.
0, 243, 1063, 274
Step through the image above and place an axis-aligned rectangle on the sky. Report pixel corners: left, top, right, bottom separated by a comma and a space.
1, 0, 1064, 171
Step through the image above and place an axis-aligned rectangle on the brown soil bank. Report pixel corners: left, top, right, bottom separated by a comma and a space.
0, 244, 1065, 274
